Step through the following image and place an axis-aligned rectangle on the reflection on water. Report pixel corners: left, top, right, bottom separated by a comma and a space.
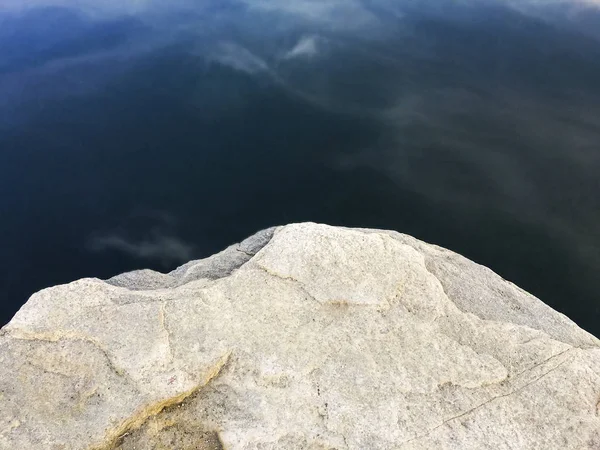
1, 0, 600, 335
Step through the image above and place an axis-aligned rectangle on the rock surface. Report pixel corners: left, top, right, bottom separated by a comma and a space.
1, 223, 599, 450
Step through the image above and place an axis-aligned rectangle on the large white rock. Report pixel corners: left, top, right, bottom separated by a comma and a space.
1, 223, 599, 449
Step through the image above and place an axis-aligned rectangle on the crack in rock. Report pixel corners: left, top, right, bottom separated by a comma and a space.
399, 348, 576, 447
5, 330, 138, 387
255, 264, 321, 305
159, 303, 175, 364
90, 351, 231, 450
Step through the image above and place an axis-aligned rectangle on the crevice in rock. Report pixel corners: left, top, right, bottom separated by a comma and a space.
255, 263, 321, 305
6, 330, 138, 387
398, 348, 576, 447
23, 360, 72, 379
505, 347, 573, 381
255, 262, 387, 310
91, 351, 231, 450
159, 303, 175, 363
315, 388, 349, 450
518, 336, 544, 346
235, 248, 254, 257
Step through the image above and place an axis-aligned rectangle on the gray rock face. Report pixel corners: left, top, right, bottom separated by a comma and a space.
1, 223, 599, 450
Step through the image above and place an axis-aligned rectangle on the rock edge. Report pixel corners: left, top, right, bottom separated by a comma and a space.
1, 223, 599, 449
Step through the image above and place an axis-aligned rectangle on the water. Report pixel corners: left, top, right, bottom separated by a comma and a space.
1, 0, 600, 336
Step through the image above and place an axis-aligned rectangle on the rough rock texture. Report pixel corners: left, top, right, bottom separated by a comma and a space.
1, 223, 599, 450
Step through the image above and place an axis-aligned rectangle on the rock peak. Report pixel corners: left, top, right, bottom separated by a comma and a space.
1, 223, 599, 449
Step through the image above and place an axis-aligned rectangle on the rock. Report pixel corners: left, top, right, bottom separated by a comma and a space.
0, 223, 599, 450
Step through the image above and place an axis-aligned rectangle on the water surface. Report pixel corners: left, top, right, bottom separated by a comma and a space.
1, 0, 600, 335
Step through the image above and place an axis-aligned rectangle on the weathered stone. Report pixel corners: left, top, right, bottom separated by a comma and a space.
1, 223, 599, 449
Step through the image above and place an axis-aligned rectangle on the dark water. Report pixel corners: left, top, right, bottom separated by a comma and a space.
1, 1, 600, 336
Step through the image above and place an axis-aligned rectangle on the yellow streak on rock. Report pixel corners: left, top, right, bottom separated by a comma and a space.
89, 351, 231, 450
